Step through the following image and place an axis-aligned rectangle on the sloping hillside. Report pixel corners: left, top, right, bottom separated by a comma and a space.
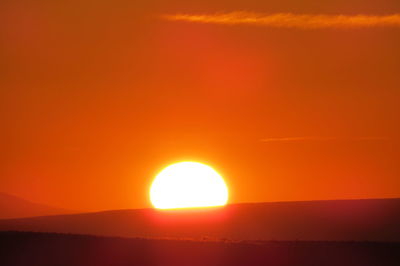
0, 192, 74, 219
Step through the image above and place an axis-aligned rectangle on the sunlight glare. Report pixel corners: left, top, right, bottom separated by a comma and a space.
150, 162, 229, 209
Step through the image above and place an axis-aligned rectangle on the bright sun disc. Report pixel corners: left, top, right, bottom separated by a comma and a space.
150, 162, 229, 209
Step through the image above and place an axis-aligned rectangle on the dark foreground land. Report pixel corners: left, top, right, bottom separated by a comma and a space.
1, 232, 399, 266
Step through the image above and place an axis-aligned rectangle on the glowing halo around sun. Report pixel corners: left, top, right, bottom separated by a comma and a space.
150, 162, 229, 209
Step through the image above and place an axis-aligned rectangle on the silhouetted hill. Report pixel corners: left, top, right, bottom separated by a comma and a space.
0, 192, 74, 219
0, 231, 399, 266
0, 198, 399, 241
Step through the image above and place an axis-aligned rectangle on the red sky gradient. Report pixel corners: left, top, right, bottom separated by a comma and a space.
1, 0, 400, 211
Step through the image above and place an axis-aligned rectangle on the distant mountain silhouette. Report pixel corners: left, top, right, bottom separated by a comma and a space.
1, 232, 399, 266
0, 192, 74, 219
0, 198, 399, 241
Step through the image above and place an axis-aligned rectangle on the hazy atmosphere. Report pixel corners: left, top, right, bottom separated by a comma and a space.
1, 0, 400, 212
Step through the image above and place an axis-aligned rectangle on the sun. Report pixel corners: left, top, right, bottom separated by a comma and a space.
150, 162, 229, 209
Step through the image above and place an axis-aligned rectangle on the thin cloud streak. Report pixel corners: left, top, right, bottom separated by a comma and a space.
163, 12, 400, 29
261, 137, 390, 143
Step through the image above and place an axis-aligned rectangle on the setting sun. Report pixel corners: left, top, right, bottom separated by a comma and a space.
150, 162, 229, 209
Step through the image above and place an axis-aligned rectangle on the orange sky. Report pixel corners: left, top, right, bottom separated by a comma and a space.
1, 0, 400, 211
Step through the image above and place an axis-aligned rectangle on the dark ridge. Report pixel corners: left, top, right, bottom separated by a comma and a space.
1, 198, 399, 241
1, 231, 399, 266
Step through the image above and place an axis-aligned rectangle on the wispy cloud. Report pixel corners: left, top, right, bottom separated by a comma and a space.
260, 137, 389, 143
163, 12, 400, 29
